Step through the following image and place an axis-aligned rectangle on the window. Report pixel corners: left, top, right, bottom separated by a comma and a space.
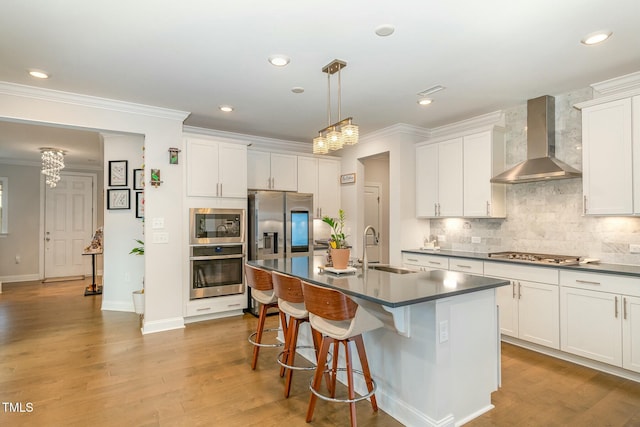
0, 177, 7, 234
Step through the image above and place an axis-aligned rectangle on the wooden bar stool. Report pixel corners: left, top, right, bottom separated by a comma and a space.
301, 281, 384, 427
245, 264, 288, 370
271, 271, 324, 398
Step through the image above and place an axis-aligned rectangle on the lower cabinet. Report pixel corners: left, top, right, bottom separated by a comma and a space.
402, 252, 449, 271
560, 270, 640, 373
486, 262, 560, 349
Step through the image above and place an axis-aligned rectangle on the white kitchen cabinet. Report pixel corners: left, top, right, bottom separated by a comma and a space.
247, 151, 297, 191
580, 97, 633, 215
485, 262, 560, 349
402, 252, 449, 271
463, 130, 506, 218
185, 137, 247, 198
415, 138, 463, 217
297, 156, 340, 219
560, 270, 640, 373
416, 127, 505, 218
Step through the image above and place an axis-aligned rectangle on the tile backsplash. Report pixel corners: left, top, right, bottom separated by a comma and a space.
430, 87, 640, 265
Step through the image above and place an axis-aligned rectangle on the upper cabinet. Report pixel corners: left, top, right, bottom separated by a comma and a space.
247, 151, 297, 191
185, 137, 247, 198
297, 157, 340, 219
579, 97, 635, 215
416, 127, 505, 218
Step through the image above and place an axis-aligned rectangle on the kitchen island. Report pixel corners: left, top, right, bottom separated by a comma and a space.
250, 256, 509, 427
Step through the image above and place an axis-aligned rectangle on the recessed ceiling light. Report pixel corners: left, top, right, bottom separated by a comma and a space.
219, 105, 234, 112
268, 55, 290, 67
417, 98, 433, 106
375, 24, 395, 37
581, 30, 612, 45
28, 69, 49, 79
291, 87, 304, 94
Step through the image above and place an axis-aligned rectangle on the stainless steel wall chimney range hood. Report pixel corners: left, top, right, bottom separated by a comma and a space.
490, 95, 582, 184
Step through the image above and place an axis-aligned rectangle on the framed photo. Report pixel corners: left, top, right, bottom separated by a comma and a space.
107, 188, 130, 210
340, 173, 356, 185
109, 160, 128, 187
133, 169, 144, 190
135, 192, 144, 219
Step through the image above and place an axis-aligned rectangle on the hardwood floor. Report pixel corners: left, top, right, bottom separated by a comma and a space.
1, 279, 640, 426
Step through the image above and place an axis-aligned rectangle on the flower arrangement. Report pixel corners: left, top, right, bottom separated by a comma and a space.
322, 209, 348, 249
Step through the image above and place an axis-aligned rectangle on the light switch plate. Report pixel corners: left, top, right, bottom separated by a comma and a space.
153, 232, 169, 244
152, 217, 164, 229
439, 320, 449, 343
471, 236, 481, 244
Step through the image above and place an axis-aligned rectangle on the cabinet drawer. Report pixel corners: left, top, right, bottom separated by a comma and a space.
449, 258, 484, 275
560, 270, 640, 297
484, 261, 558, 285
186, 293, 247, 317
402, 252, 449, 270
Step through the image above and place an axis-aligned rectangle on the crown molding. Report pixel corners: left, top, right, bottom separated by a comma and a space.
359, 123, 432, 144
428, 110, 505, 141
0, 81, 190, 121
591, 71, 640, 97
0, 158, 102, 171
183, 125, 312, 154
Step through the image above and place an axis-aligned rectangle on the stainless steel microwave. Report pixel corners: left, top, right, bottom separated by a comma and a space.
189, 208, 245, 245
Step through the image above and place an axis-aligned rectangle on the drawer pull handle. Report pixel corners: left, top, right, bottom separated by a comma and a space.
197, 307, 212, 312
512, 282, 516, 299
456, 264, 471, 269
615, 296, 619, 318
624, 297, 628, 320
428, 261, 442, 265
407, 258, 418, 262
576, 279, 601, 286
227, 303, 241, 307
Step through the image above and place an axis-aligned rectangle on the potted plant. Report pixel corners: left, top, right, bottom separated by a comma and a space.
322, 209, 350, 269
129, 239, 145, 315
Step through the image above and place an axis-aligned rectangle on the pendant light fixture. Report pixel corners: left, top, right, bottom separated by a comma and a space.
40, 147, 65, 188
313, 59, 358, 154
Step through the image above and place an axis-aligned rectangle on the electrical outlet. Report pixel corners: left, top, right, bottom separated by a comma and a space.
471, 236, 481, 244
630, 244, 640, 254
15, 255, 21, 264
439, 320, 449, 343
153, 232, 169, 244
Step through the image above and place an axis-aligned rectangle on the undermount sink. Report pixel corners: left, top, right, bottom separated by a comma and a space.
368, 265, 417, 274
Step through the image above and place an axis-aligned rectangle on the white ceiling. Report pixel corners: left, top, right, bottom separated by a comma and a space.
1, 0, 639, 166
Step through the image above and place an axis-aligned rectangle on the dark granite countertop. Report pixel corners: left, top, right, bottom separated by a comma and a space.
249, 255, 509, 308
402, 249, 640, 278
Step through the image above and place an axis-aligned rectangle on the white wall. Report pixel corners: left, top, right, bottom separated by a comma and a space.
0, 82, 189, 334
339, 125, 431, 265
101, 133, 145, 312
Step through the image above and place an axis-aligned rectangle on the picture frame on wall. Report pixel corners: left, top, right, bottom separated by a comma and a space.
108, 160, 128, 187
133, 169, 144, 190
135, 192, 144, 219
107, 188, 130, 210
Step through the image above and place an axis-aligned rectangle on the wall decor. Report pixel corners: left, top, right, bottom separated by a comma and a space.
107, 188, 130, 210
340, 173, 356, 185
108, 160, 128, 187
133, 169, 144, 190
135, 192, 144, 218
168, 147, 181, 164
150, 168, 162, 187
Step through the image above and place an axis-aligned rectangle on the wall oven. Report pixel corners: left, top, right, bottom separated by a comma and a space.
190, 244, 245, 299
190, 208, 244, 245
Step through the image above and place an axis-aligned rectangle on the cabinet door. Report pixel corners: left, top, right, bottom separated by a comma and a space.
463, 131, 492, 217
270, 153, 298, 191
297, 157, 319, 214
218, 143, 247, 198
247, 151, 272, 190
496, 281, 518, 338
560, 286, 622, 366
186, 139, 219, 197
317, 158, 340, 219
623, 295, 640, 373
518, 281, 559, 349
633, 97, 640, 214
416, 144, 438, 217
582, 98, 633, 215
438, 138, 463, 216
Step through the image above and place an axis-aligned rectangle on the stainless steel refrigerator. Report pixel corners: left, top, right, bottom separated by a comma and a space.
247, 190, 314, 314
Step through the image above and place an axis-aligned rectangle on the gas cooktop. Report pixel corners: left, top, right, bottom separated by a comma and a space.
488, 251, 581, 265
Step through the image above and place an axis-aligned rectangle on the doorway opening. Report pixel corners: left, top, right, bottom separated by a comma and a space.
361, 152, 389, 264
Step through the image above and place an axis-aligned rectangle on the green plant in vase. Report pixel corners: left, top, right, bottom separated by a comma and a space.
322, 209, 350, 269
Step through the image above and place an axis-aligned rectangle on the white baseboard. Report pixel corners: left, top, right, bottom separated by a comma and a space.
142, 317, 185, 334
183, 309, 244, 324
101, 300, 134, 312
0, 274, 40, 283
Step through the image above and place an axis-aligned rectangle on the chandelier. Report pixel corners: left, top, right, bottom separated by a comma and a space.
313, 59, 359, 154
40, 148, 65, 188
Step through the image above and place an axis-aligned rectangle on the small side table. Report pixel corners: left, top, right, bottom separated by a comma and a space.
82, 250, 103, 296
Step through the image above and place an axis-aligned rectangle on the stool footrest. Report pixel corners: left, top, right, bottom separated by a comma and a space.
277, 346, 317, 371
309, 368, 377, 404
248, 328, 284, 348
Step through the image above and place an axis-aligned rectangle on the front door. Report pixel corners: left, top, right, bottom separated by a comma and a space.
44, 174, 94, 279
